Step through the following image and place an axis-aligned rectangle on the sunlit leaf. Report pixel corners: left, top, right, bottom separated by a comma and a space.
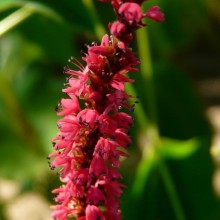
0, 1, 65, 36
159, 137, 200, 159
0, 0, 63, 22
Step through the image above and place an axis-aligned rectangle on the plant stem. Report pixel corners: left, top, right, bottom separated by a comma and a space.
0, 74, 44, 156
131, 25, 159, 200
159, 160, 187, 220
135, 20, 187, 220
136, 27, 158, 130
82, 0, 106, 40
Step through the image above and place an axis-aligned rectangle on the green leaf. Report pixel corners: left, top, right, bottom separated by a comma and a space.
0, 0, 63, 22
159, 137, 200, 159
0, 1, 64, 36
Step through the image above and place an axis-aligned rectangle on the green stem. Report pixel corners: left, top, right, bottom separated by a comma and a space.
131, 137, 157, 198
136, 27, 158, 130
132, 27, 159, 201
159, 160, 187, 220
0, 74, 44, 156
135, 19, 186, 220
0, 5, 34, 36
82, 0, 106, 40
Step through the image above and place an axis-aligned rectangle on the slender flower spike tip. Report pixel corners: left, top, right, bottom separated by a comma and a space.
49, 1, 164, 219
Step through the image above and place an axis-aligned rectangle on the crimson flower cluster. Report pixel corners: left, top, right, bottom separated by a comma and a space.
49, 1, 164, 220
102, 0, 164, 44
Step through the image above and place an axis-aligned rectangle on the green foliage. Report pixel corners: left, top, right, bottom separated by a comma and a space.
0, 0, 220, 219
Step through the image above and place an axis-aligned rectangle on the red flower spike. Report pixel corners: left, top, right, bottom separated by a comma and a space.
50, 0, 164, 219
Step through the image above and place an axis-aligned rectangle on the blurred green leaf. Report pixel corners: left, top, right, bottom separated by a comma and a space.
0, 4, 34, 36
159, 137, 200, 159
0, 1, 65, 37
0, 0, 63, 22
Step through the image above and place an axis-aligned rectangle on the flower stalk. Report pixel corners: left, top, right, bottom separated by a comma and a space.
49, 1, 164, 219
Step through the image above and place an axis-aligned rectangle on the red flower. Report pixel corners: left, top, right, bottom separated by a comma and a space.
49, 0, 164, 219
109, 21, 126, 38
145, 6, 165, 22
107, 1, 165, 44
85, 205, 104, 220
89, 156, 108, 177
50, 35, 134, 218
86, 186, 106, 206
118, 2, 143, 24
63, 66, 89, 96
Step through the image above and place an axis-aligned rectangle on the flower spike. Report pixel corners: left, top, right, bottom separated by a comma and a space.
49, 0, 164, 219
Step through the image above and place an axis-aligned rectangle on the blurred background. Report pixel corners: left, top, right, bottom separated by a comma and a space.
0, 0, 220, 219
